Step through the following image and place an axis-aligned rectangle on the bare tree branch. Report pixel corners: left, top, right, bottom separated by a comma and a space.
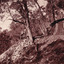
22, 0, 33, 43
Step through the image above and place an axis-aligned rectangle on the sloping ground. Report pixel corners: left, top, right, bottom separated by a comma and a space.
14, 38, 64, 64
36, 39, 64, 64
0, 35, 64, 64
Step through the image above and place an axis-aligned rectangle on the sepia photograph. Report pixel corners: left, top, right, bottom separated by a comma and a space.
0, 0, 64, 64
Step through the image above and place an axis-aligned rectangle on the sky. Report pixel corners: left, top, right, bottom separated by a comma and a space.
38, 0, 48, 7
0, 12, 12, 32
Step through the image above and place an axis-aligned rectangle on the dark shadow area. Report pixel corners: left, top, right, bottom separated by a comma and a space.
0, 31, 12, 54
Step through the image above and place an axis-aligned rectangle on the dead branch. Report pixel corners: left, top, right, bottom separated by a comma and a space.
22, 0, 33, 43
